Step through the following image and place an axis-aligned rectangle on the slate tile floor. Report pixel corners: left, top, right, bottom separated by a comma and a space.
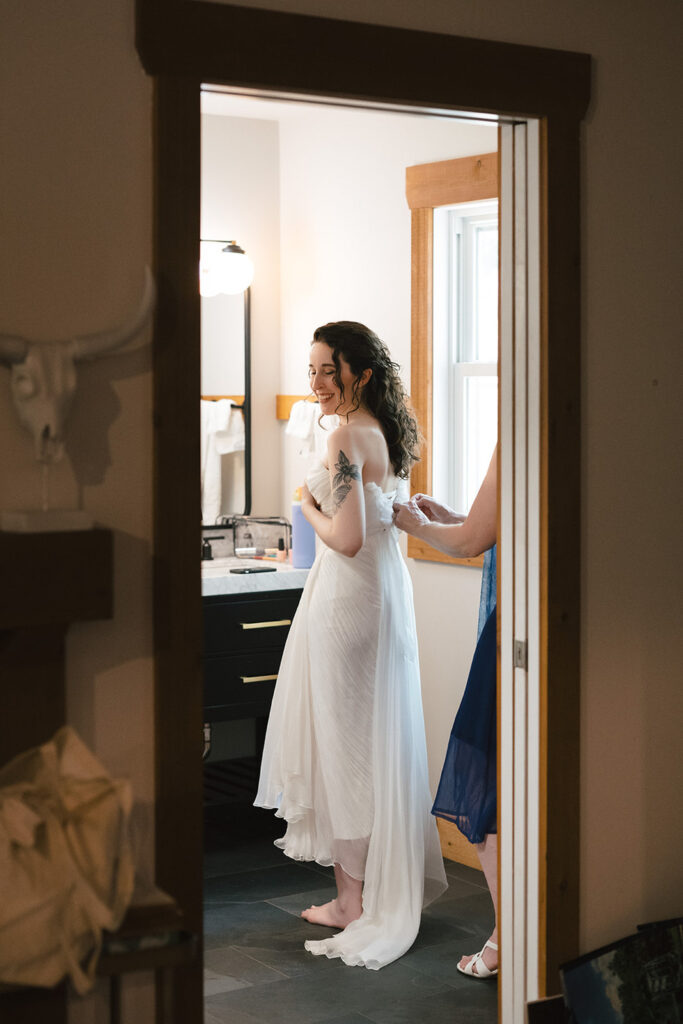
203, 798, 498, 1024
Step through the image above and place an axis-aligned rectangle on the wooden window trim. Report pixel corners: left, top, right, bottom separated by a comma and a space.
406, 152, 499, 568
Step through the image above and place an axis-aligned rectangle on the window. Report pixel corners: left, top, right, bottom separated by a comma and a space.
433, 200, 498, 513
406, 152, 498, 566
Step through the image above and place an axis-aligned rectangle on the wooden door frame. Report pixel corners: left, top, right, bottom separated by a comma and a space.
136, 4, 590, 1020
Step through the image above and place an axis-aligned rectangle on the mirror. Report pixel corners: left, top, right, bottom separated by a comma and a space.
200, 247, 252, 522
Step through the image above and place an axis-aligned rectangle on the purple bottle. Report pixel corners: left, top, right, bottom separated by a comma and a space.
291, 488, 316, 568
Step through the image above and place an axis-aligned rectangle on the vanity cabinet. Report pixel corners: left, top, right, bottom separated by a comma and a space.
203, 588, 304, 723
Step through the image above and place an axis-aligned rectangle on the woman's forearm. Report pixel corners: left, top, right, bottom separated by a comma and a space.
411, 518, 493, 559
402, 447, 497, 557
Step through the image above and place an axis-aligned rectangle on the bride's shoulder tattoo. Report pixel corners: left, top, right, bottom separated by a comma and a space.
332, 449, 361, 509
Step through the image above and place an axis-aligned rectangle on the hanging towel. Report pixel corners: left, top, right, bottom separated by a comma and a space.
313, 411, 339, 457
214, 405, 245, 455
285, 399, 318, 456
201, 398, 233, 523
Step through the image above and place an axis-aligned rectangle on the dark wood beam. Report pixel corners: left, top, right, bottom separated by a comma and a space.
136, 1, 591, 122
152, 73, 204, 1024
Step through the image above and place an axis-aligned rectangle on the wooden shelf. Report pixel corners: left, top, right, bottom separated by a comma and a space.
0, 891, 197, 1024
0, 528, 113, 630
201, 394, 244, 404
98, 891, 196, 977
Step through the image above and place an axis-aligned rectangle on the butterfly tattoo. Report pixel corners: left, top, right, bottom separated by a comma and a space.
332, 449, 361, 509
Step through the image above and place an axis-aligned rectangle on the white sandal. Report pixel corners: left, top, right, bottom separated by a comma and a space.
457, 939, 499, 979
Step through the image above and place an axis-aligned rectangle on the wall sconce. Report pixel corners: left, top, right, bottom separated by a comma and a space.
199, 239, 253, 515
199, 240, 254, 297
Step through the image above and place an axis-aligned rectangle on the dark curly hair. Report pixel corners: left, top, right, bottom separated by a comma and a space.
311, 321, 420, 478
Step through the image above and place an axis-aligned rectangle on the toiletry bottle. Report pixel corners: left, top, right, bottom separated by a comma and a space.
276, 537, 287, 562
291, 487, 316, 569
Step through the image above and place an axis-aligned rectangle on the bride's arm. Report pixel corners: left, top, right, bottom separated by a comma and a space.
301, 426, 366, 557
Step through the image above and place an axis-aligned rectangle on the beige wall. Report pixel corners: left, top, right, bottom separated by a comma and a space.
1, 3, 155, 1019
1, 1, 681, 1020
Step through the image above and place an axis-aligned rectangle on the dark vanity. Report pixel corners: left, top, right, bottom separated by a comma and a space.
201, 561, 309, 762
203, 587, 304, 727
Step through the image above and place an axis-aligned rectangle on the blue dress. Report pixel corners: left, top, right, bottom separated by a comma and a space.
431, 546, 497, 844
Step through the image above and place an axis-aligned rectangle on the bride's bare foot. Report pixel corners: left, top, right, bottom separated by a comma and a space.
302, 863, 363, 928
301, 897, 361, 928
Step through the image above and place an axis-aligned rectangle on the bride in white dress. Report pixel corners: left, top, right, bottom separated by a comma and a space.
254, 321, 447, 969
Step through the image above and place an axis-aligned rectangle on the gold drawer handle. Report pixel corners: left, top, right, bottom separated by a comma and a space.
239, 619, 291, 630
241, 674, 278, 684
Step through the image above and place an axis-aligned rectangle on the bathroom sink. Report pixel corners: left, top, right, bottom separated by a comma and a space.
201, 556, 309, 593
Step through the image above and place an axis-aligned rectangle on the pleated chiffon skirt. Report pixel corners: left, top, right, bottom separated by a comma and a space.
431, 605, 497, 844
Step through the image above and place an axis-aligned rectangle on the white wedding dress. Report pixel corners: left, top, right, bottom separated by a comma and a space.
254, 461, 447, 969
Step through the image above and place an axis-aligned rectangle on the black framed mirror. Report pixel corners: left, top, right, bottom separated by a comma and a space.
200, 237, 252, 521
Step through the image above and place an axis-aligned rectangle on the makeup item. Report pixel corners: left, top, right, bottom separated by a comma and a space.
291, 487, 316, 569
276, 538, 287, 562
234, 547, 265, 557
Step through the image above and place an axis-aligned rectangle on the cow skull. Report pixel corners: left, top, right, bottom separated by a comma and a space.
0, 268, 155, 462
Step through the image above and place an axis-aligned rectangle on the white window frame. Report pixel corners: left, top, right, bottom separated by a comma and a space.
433, 199, 499, 513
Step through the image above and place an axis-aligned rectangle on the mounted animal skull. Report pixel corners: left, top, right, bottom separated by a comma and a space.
0, 268, 155, 462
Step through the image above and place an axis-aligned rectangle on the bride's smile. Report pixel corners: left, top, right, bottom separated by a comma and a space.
308, 341, 368, 418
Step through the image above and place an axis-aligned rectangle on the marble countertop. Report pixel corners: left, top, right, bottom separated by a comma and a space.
201, 557, 310, 597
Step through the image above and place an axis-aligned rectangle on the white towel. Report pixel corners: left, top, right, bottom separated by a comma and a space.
314, 412, 339, 457
201, 399, 235, 523
285, 399, 318, 455
285, 400, 338, 458
214, 405, 245, 455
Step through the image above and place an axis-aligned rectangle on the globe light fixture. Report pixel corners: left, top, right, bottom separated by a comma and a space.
199, 240, 254, 297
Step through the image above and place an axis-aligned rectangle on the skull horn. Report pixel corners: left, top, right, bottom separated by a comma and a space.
70, 266, 156, 361
0, 333, 29, 366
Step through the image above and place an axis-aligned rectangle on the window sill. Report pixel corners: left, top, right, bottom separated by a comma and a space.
407, 536, 484, 568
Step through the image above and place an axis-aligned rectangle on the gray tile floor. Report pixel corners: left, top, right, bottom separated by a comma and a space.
203, 800, 498, 1024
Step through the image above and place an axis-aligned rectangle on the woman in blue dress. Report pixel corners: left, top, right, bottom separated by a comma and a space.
393, 447, 499, 979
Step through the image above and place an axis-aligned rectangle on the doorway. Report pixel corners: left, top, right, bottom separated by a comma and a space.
199, 86, 500, 1023
138, 6, 590, 1022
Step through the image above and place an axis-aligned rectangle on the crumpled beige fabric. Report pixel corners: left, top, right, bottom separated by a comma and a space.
0, 726, 134, 993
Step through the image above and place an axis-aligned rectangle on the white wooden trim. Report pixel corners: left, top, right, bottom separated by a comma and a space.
525, 118, 542, 1002
499, 120, 543, 1022
513, 120, 529, 1024
499, 122, 516, 1022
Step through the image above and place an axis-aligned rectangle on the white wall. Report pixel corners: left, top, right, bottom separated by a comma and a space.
277, 106, 496, 390
274, 102, 498, 788
0, 3, 155, 1021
